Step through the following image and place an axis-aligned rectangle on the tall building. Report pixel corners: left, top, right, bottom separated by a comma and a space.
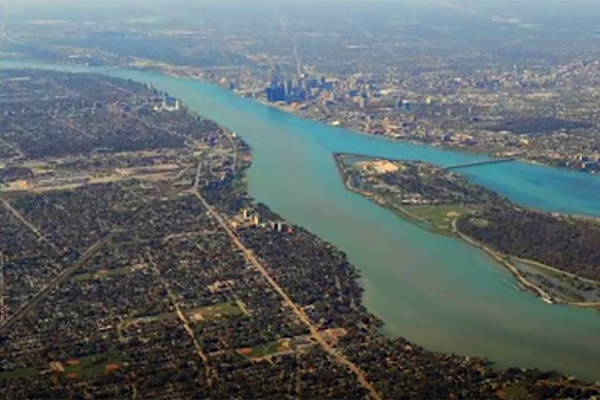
161, 95, 180, 111
285, 79, 294, 98
266, 83, 286, 102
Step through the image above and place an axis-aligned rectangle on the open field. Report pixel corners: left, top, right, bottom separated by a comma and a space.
62, 351, 123, 380
120, 301, 246, 333
0, 367, 41, 381
403, 204, 472, 230
0, 351, 123, 382
188, 301, 245, 322
503, 383, 529, 399
240, 339, 291, 359
72, 266, 135, 281
239, 329, 346, 360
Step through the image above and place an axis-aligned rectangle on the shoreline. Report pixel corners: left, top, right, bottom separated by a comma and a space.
124, 59, 596, 180
203, 72, 597, 178
333, 153, 600, 311
6, 58, 598, 311
4, 60, 600, 384
3, 57, 597, 177
451, 219, 554, 304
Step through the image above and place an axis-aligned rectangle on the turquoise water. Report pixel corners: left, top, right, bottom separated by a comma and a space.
3, 61, 600, 380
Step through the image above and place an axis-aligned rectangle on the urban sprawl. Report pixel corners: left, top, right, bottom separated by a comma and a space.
0, 70, 598, 399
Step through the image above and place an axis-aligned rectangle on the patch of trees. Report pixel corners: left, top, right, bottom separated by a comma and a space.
457, 206, 600, 280
378, 165, 503, 205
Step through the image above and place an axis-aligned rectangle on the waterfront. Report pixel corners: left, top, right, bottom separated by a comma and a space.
3, 61, 600, 381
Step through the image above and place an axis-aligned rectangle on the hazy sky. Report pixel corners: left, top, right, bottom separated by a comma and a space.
1, 0, 598, 22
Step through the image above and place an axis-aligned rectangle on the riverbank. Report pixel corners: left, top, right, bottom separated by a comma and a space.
203, 74, 595, 177
334, 152, 600, 311
453, 225, 600, 311
3, 55, 598, 177
451, 219, 554, 304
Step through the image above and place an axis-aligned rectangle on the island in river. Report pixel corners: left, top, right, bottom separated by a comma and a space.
334, 153, 600, 310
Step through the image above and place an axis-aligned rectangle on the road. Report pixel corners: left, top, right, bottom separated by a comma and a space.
2, 200, 62, 255
270, 0, 303, 76
0, 234, 112, 333
147, 252, 213, 383
192, 163, 382, 400
0, 252, 5, 322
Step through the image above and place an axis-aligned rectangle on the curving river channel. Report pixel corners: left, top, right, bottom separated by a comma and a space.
3, 60, 600, 381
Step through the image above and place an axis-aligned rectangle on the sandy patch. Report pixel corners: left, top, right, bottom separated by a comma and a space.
189, 312, 204, 322
105, 364, 119, 373
49, 361, 65, 373
357, 160, 399, 174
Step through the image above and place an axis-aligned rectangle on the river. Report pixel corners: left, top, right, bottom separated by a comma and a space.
3, 60, 600, 381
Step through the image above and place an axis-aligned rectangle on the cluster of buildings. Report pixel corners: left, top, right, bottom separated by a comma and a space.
152, 94, 181, 112
265, 65, 333, 104
212, 56, 600, 176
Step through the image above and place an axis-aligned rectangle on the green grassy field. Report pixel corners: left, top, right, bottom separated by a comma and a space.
121, 311, 177, 330
0, 351, 123, 382
503, 383, 529, 399
123, 301, 244, 331
240, 338, 294, 359
0, 366, 40, 381
63, 350, 123, 379
194, 301, 245, 321
245, 341, 283, 358
404, 204, 471, 229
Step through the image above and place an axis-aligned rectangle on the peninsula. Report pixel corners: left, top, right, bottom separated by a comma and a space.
334, 153, 600, 309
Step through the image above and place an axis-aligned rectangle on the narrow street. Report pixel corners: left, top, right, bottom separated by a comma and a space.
147, 252, 213, 383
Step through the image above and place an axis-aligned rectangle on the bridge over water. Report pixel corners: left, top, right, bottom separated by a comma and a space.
442, 157, 516, 171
